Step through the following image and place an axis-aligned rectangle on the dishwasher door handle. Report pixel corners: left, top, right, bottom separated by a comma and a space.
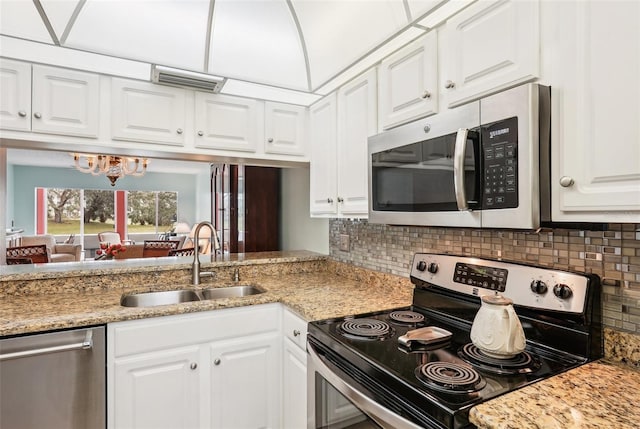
0, 330, 93, 361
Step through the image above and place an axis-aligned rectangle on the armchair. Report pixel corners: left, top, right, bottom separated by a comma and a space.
19, 235, 81, 262
97, 231, 133, 245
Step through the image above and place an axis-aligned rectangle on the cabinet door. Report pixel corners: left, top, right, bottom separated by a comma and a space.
282, 338, 307, 429
309, 94, 338, 216
111, 78, 186, 145
210, 333, 280, 429
112, 346, 203, 429
378, 31, 438, 130
337, 69, 377, 216
444, 0, 539, 108
0, 59, 31, 131
195, 93, 261, 152
31, 65, 100, 138
551, 1, 640, 222
264, 101, 307, 156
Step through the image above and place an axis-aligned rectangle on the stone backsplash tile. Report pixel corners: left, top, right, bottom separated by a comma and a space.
329, 220, 640, 334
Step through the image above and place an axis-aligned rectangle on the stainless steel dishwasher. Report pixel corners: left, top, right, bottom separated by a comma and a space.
0, 326, 106, 429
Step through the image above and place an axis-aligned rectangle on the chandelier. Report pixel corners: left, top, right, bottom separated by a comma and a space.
72, 153, 149, 186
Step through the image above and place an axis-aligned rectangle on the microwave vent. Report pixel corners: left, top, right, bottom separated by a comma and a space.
151, 65, 226, 93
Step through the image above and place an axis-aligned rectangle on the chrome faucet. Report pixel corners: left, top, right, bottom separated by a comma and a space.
191, 221, 218, 285
232, 267, 240, 282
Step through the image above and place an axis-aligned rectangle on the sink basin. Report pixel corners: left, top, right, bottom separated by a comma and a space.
121, 289, 200, 307
120, 285, 264, 307
201, 285, 264, 300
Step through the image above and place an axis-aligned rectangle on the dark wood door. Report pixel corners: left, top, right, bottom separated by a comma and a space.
243, 166, 280, 252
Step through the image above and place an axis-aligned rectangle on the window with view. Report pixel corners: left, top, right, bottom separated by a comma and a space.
39, 188, 178, 251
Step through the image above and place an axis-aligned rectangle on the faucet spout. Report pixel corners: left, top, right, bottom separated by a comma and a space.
191, 221, 218, 285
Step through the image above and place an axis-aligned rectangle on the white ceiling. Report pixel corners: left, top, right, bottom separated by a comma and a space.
0, 0, 473, 101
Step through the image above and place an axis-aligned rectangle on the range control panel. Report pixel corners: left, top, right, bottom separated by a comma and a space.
410, 253, 592, 314
454, 262, 508, 292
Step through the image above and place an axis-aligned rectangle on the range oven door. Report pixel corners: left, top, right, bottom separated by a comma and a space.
307, 341, 427, 429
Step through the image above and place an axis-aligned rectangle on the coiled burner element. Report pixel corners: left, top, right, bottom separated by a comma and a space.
458, 343, 541, 375
389, 310, 425, 324
339, 318, 392, 340
416, 362, 486, 393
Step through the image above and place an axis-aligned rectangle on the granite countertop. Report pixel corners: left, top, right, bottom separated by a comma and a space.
470, 359, 640, 429
0, 254, 414, 336
2, 251, 640, 428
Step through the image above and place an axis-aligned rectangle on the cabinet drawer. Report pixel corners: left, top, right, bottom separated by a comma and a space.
283, 308, 307, 350
110, 304, 280, 358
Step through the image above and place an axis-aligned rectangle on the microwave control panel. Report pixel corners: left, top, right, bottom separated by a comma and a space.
482, 117, 518, 209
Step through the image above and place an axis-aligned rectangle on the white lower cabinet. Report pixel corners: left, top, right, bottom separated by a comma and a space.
210, 333, 280, 429
113, 345, 204, 429
108, 304, 281, 429
282, 308, 308, 429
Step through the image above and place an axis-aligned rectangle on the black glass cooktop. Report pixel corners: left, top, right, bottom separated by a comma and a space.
308, 306, 585, 429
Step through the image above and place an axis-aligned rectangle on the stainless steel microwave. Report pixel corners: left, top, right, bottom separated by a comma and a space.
368, 83, 550, 229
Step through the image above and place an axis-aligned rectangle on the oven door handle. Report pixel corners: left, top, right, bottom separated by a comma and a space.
307, 342, 424, 429
453, 127, 469, 211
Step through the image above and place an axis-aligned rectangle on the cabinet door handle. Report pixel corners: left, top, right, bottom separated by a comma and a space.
559, 176, 575, 187
267, 137, 274, 143
190, 362, 198, 370
197, 130, 204, 136
444, 80, 455, 89
176, 128, 183, 134
213, 358, 221, 366
337, 197, 344, 203
293, 329, 301, 337
33, 112, 42, 119
327, 198, 333, 204
421, 90, 431, 99
18, 110, 27, 117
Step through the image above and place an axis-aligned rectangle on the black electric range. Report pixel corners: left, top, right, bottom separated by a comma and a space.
307, 253, 602, 429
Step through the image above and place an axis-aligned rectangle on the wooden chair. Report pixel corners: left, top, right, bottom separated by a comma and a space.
6, 244, 50, 264
168, 247, 195, 257
142, 240, 181, 258
6, 257, 34, 265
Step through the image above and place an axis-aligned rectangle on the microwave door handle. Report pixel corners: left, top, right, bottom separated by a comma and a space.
454, 128, 469, 211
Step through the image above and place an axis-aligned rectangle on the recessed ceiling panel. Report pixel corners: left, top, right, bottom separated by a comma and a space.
0, 0, 54, 43
294, 0, 407, 90
40, 0, 82, 41
64, 0, 210, 71
208, 0, 308, 91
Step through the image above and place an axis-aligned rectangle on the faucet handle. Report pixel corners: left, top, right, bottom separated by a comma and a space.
232, 267, 240, 282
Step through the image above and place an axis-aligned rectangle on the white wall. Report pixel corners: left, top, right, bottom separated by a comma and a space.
280, 167, 329, 254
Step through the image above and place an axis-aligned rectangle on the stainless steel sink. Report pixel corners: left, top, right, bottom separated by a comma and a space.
120, 285, 264, 307
120, 289, 201, 307
201, 285, 264, 300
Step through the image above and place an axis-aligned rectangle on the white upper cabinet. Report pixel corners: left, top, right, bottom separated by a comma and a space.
548, 0, 640, 222
0, 59, 31, 132
111, 78, 186, 145
0, 61, 100, 137
31, 65, 100, 138
378, 31, 438, 130
443, 0, 540, 108
309, 93, 338, 215
195, 93, 262, 152
337, 69, 377, 216
264, 101, 307, 156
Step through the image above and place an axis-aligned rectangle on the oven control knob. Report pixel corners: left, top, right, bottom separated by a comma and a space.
530, 280, 548, 295
553, 284, 573, 299
416, 260, 427, 272
427, 263, 439, 274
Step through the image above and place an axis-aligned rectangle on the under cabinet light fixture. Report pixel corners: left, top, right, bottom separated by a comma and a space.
151, 64, 226, 93
72, 153, 149, 186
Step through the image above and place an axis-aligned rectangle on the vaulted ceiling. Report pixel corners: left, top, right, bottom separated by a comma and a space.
1, 0, 472, 100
